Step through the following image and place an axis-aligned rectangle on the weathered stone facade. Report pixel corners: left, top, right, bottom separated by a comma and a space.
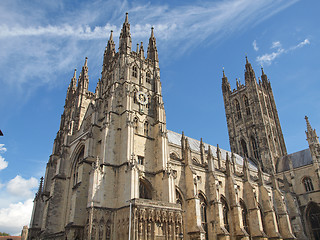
28, 14, 319, 240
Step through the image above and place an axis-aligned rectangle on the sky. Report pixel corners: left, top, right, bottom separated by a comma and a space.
0, 0, 319, 235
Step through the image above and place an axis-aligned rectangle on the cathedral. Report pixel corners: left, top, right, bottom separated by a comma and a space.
28, 14, 320, 240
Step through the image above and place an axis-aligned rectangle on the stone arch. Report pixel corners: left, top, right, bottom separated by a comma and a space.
139, 177, 152, 200
70, 145, 85, 186
305, 202, 320, 240
192, 157, 201, 165
221, 195, 230, 232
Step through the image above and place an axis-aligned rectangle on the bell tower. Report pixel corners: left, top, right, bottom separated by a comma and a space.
222, 57, 287, 173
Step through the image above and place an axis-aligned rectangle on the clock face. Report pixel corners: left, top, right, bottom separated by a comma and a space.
136, 91, 148, 105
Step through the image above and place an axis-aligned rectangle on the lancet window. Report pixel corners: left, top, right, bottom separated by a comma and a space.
146, 71, 151, 83
243, 95, 251, 115
221, 197, 230, 232
133, 118, 138, 134
144, 121, 149, 136
303, 177, 314, 192
251, 136, 259, 160
234, 99, 242, 120
132, 65, 138, 78
240, 200, 250, 234
241, 139, 248, 157
73, 147, 84, 186
199, 194, 208, 240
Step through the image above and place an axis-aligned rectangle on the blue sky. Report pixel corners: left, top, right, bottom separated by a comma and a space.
0, 0, 319, 235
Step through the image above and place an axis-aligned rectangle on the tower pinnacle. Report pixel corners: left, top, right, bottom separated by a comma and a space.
147, 27, 158, 62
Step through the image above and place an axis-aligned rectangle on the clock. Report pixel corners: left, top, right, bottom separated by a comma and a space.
136, 91, 148, 105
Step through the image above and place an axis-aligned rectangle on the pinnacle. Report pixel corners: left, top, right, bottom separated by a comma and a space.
73, 69, 77, 78
125, 12, 129, 23
261, 67, 265, 75
222, 68, 226, 78
109, 30, 113, 41
151, 27, 154, 38
84, 57, 88, 67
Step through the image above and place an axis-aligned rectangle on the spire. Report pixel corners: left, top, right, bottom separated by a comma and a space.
147, 27, 159, 62
244, 56, 257, 85
305, 116, 319, 146
78, 57, 89, 93
139, 42, 144, 58
71, 69, 77, 90
119, 13, 132, 54
222, 68, 231, 93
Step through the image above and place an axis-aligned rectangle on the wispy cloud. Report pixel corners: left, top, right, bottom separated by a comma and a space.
0, 0, 299, 106
271, 41, 282, 49
0, 144, 8, 171
253, 40, 259, 51
257, 38, 310, 65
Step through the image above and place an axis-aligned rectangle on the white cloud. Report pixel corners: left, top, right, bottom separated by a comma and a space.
271, 41, 281, 49
0, 198, 34, 235
253, 40, 259, 51
291, 38, 310, 50
7, 175, 38, 198
256, 38, 310, 65
0, 144, 8, 170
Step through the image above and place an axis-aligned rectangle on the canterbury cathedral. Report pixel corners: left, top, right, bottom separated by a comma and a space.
28, 14, 320, 240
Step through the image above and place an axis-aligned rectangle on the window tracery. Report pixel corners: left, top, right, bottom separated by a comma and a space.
303, 177, 314, 192
132, 65, 138, 78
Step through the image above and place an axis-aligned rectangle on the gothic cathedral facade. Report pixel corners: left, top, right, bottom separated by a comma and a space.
28, 14, 319, 240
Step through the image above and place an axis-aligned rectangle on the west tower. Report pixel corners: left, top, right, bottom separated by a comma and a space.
222, 57, 287, 173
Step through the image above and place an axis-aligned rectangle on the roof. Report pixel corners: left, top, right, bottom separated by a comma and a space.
277, 148, 313, 172
167, 130, 257, 170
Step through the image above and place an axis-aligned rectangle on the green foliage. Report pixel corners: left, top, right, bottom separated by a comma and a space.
0, 232, 10, 236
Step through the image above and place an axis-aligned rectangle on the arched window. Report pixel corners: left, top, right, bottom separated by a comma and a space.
176, 189, 183, 206
144, 121, 149, 136
133, 118, 138, 134
306, 202, 320, 240
241, 139, 248, 157
243, 95, 251, 115
199, 194, 208, 240
303, 177, 314, 192
240, 200, 250, 234
251, 136, 259, 160
221, 197, 230, 232
139, 179, 152, 199
132, 65, 138, 78
73, 147, 84, 186
146, 71, 151, 83
234, 99, 242, 120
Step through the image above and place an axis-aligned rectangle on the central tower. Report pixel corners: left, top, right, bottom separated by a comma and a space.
222, 57, 287, 173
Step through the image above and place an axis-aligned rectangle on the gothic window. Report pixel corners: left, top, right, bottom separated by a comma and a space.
251, 136, 259, 160
139, 179, 152, 199
133, 118, 138, 134
243, 95, 251, 115
234, 99, 242, 120
307, 202, 320, 240
73, 147, 84, 186
132, 65, 138, 78
146, 71, 151, 83
176, 189, 183, 206
133, 90, 138, 104
241, 139, 248, 157
199, 194, 208, 240
144, 121, 149, 136
146, 95, 151, 109
240, 200, 250, 234
221, 197, 230, 232
303, 177, 314, 192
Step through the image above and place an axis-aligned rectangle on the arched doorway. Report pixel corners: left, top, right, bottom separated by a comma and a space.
306, 202, 320, 240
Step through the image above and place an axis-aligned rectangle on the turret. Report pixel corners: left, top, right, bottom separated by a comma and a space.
147, 27, 159, 62
77, 57, 89, 94
244, 56, 257, 85
119, 12, 132, 54
103, 30, 116, 71
221, 69, 231, 93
